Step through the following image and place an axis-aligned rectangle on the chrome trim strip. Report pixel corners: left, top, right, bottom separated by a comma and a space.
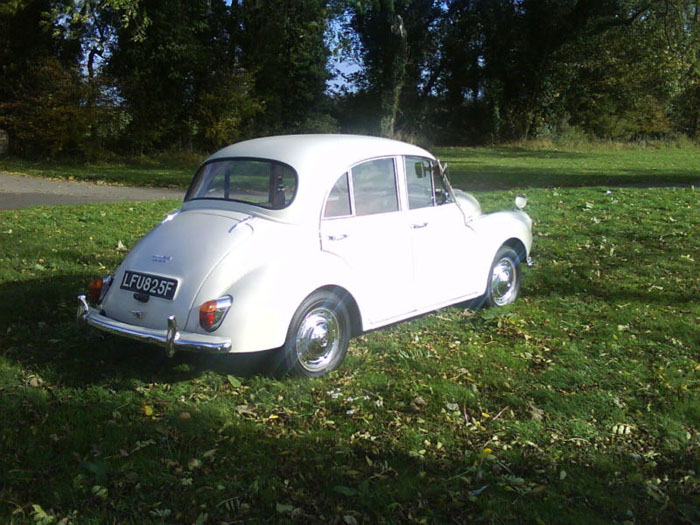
77, 296, 232, 354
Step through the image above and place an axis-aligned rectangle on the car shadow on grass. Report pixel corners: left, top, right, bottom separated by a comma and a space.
0, 274, 278, 390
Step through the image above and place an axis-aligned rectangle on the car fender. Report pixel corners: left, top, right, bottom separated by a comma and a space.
471, 210, 533, 295
189, 243, 363, 353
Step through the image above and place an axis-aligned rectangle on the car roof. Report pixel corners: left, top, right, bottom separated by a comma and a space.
206, 134, 434, 174
195, 134, 436, 224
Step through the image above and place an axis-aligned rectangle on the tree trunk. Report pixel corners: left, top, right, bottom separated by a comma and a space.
379, 13, 408, 138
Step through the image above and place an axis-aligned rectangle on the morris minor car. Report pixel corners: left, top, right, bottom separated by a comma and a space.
78, 135, 533, 377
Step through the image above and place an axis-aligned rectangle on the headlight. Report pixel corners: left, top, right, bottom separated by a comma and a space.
515, 195, 528, 210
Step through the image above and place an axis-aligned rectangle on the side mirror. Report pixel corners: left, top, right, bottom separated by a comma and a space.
435, 189, 449, 205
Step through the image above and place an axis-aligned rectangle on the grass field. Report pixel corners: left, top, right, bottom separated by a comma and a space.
1, 147, 699, 523
1, 141, 699, 190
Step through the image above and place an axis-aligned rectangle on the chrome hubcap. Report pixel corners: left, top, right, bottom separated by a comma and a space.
295, 307, 340, 372
491, 257, 517, 306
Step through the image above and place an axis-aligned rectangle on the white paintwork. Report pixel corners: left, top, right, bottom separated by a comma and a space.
91, 134, 533, 353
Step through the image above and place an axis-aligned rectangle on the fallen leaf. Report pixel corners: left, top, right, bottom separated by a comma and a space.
276, 503, 294, 514
236, 403, 256, 416
410, 396, 427, 411
468, 485, 488, 496
612, 423, 633, 436
529, 485, 547, 496
334, 485, 358, 497
529, 404, 544, 422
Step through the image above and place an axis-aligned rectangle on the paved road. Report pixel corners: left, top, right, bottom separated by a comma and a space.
0, 173, 184, 210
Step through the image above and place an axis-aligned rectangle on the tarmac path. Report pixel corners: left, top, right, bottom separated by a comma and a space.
0, 173, 184, 210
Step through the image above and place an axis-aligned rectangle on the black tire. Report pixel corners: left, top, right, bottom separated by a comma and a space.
278, 290, 351, 378
485, 246, 522, 307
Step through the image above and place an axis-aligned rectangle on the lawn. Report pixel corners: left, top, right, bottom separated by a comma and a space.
438, 143, 700, 189
1, 148, 699, 523
1, 141, 699, 190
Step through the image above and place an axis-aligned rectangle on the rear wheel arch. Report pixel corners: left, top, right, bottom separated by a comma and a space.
313, 285, 362, 337
277, 286, 359, 377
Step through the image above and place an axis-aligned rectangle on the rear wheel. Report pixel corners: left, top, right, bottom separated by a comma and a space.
279, 290, 351, 378
485, 246, 522, 307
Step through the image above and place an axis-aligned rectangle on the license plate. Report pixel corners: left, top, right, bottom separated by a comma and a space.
120, 271, 178, 300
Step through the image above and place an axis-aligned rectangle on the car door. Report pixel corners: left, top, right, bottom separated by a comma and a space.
320, 157, 414, 324
403, 156, 481, 308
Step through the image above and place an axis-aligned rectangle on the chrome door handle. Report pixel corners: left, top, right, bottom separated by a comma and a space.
328, 234, 348, 241
411, 222, 428, 229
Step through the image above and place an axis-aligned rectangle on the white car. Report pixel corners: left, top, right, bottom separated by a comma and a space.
77, 135, 533, 377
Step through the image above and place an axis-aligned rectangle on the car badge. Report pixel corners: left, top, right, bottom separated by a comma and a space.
130, 310, 144, 319
152, 255, 173, 263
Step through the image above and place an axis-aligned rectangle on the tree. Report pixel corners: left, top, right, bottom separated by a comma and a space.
107, 0, 261, 152
0, 0, 86, 156
438, 0, 622, 143
556, 0, 697, 139
338, 0, 443, 139
239, 0, 335, 135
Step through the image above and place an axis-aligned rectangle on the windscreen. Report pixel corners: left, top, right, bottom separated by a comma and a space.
185, 159, 297, 210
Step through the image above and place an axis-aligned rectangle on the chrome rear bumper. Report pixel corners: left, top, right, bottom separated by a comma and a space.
77, 295, 232, 356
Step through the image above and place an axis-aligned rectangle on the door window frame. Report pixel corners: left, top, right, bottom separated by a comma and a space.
322, 156, 402, 220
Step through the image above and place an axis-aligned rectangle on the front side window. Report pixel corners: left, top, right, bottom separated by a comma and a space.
405, 156, 453, 208
433, 163, 453, 205
185, 159, 297, 209
405, 157, 435, 209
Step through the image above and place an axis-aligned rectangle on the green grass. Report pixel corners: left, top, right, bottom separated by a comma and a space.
0, 152, 200, 188
1, 149, 699, 522
2, 141, 700, 190
436, 143, 700, 189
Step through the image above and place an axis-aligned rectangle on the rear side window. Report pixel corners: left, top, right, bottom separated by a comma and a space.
324, 172, 352, 218
323, 157, 399, 219
351, 158, 399, 216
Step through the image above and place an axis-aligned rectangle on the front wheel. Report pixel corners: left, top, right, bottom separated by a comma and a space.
485, 246, 522, 307
278, 290, 351, 378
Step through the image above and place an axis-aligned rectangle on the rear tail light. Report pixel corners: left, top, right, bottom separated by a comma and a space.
88, 275, 112, 304
199, 295, 233, 332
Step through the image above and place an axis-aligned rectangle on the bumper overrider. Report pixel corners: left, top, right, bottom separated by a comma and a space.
77, 295, 232, 357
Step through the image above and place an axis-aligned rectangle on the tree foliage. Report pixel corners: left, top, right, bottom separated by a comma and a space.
1, 0, 700, 158
240, 0, 334, 134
